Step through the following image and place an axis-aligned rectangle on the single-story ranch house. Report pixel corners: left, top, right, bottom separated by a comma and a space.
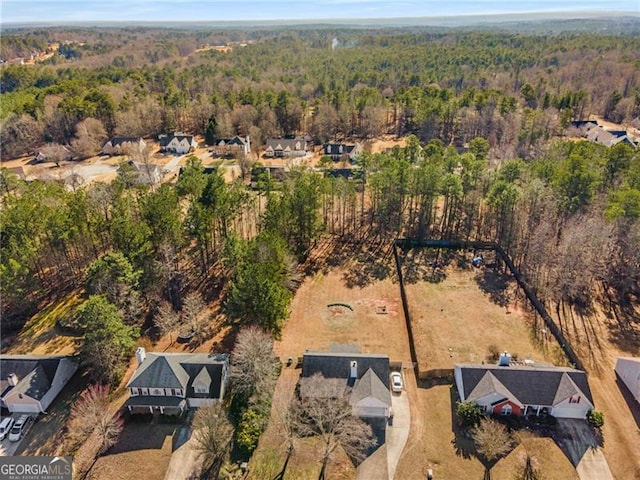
0, 355, 78, 413
299, 344, 392, 419
125, 348, 229, 415
454, 361, 594, 419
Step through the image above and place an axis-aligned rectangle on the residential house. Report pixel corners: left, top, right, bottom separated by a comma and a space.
125, 348, 229, 415
299, 344, 392, 418
0, 355, 78, 413
101, 137, 146, 156
210, 136, 251, 157
323, 143, 362, 162
124, 160, 164, 185
615, 357, 640, 405
35, 144, 73, 163
454, 360, 594, 419
159, 133, 198, 154
264, 137, 308, 158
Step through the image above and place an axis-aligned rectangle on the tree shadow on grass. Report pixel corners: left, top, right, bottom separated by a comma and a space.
474, 268, 510, 307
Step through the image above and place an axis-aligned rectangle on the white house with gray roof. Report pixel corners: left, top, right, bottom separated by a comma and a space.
125, 348, 229, 415
0, 355, 78, 413
454, 362, 594, 419
300, 344, 392, 418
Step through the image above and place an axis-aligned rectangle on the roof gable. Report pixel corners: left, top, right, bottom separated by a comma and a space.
350, 368, 391, 406
301, 351, 390, 389
457, 364, 594, 407
128, 355, 189, 389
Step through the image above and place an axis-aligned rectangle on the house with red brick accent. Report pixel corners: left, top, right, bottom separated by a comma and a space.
454, 361, 594, 419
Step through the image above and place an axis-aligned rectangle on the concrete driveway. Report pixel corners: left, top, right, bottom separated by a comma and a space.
164, 412, 202, 480
555, 419, 613, 480
357, 370, 411, 480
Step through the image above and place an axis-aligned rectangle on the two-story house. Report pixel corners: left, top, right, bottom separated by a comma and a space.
264, 137, 308, 158
159, 133, 198, 154
125, 348, 229, 415
210, 136, 251, 157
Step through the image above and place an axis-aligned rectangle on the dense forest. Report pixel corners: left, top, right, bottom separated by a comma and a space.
0, 22, 639, 384
1, 24, 639, 160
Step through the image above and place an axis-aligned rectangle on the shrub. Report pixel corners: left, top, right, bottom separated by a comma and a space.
236, 407, 268, 453
456, 401, 483, 427
487, 344, 500, 361
587, 410, 604, 428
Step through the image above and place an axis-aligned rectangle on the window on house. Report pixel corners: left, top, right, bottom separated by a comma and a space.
153, 388, 163, 396
194, 384, 209, 394
569, 396, 581, 404
501, 404, 512, 415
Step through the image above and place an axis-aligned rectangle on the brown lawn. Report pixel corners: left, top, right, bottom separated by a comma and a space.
401, 250, 564, 372
551, 299, 640, 480
274, 247, 411, 364
87, 421, 177, 480
393, 250, 576, 480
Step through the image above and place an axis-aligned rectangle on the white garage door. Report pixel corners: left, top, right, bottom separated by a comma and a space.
11, 404, 40, 414
356, 406, 388, 418
552, 406, 588, 419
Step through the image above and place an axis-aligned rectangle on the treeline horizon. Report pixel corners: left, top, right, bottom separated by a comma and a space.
1, 25, 639, 162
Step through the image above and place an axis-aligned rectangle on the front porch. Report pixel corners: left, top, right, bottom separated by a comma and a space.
125, 396, 187, 416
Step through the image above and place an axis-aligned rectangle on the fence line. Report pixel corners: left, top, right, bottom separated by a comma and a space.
394, 238, 584, 372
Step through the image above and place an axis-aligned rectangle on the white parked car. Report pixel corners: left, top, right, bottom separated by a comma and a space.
390, 371, 403, 393
8, 415, 33, 442
0, 416, 15, 440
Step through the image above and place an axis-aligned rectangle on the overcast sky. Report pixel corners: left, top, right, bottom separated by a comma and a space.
1, 0, 637, 24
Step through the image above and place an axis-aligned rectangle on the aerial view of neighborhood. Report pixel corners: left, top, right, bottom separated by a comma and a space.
0, 1, 639, 479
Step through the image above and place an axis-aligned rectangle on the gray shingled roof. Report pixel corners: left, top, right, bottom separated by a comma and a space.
215, 136, 248, 146
159, 134, 195, 147
301, 351, 390, 389
107, 137, 143, 147
0, 355, 67, 400
457, 364, 593, 407
467, 370, 518, 405
127, 353, 228, 400
350, 368, 391, 406
266, 137, 306, 151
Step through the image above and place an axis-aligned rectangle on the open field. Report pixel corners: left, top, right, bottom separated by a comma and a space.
401, 249, 564, 373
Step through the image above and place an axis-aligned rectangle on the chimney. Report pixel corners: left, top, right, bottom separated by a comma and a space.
7, 373, 18, 387
350, 360, 357, 379
136, 347, 146, 366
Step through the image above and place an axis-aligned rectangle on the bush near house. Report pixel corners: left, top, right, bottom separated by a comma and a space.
456, 401, 483, 427
587, 410, 604, 428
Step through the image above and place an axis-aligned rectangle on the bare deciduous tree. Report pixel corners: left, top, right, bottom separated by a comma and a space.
289, 373, 377, 480
472, 417, 515, 470
230, 326, 280, 404
153, 300, 180, 344
192, 403, 234, 479
65, 384, 123, 478
70, 117, 107, 160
